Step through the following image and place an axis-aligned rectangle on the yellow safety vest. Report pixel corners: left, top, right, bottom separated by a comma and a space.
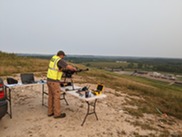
47, 55, 63, 80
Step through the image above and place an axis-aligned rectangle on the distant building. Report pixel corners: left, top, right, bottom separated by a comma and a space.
149, 72, 161, 78
116, 61, 127, 63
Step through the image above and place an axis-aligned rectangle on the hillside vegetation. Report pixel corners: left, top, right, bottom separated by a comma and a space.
67, 56, 182, 74
0, 51, 49, 76
0, 51, 182, 120
77, 68, 182, 120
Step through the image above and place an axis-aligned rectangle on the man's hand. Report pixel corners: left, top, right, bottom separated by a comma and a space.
72, 67, 77, 72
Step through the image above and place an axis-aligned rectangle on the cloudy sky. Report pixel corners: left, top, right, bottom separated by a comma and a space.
0, 0, 182, 58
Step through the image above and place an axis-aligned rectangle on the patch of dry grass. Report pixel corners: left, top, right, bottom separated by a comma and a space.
0, 51, 49, 76
78, 68, 182, 120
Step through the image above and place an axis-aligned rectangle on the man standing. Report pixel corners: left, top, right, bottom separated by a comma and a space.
47, 50, 76, 118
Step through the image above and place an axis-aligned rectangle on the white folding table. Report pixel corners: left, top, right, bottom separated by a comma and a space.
61, 86, 107, 126
5, 81, 46, 118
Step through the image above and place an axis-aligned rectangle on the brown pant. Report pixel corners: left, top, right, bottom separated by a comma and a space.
47, 81, 61, 117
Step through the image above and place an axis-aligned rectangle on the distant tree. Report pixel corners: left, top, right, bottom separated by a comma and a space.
119, 66, 124, 71
127, 63, 134, 69
138, 63, 143, 69
86, 63, 91, 67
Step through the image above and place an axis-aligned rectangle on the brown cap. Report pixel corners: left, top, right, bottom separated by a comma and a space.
57, 50, 66, 56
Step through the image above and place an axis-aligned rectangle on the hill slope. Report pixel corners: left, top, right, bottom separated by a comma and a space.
0, 51, 182, 136
0, 51, 49, 76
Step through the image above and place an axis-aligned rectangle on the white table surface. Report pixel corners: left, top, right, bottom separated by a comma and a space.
5, 81, 46, 88
61, 85, 107, 102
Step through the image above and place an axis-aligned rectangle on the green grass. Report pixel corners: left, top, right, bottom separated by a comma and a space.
83, 61, 128, 69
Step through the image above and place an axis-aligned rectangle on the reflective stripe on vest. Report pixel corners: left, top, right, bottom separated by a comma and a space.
47, 55, 63, 80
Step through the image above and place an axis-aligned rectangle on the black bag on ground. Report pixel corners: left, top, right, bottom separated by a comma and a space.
7, 77, 18, 84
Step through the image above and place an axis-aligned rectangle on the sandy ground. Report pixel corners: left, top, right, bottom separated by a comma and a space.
0, 77, 182, 137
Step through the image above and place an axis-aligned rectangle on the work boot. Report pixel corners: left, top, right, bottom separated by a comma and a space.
54, 113, 66, 118
48, 113, 54, 117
